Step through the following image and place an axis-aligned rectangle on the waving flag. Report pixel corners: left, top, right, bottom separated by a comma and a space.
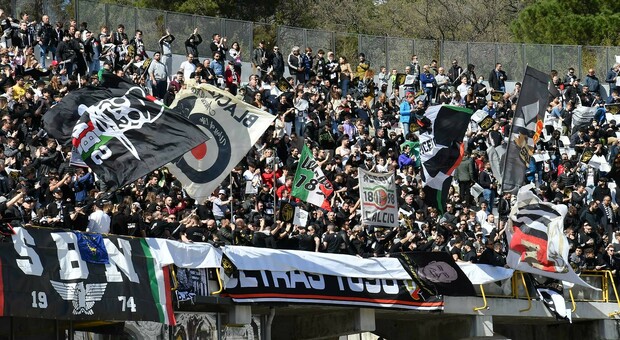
503, 66, 560, 194
292, 145, 333, 210
74, 233, 109, 264
418, 105, 472, 212
396, 252, 476, 297
167, 84, 275, 200
44, 77, 209, 191
506, 184, 595, 289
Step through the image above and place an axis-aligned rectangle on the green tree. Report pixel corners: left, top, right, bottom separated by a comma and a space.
174, 0, 218, 16
511, 0, 620, 46
361, 0, 526, 42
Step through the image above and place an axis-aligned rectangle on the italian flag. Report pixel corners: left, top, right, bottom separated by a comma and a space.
292, 145, 333, 210
140, 240, 176, 325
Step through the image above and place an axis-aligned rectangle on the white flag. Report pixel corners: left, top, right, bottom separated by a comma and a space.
293, 207, 309, 226
167, 85, 274, 200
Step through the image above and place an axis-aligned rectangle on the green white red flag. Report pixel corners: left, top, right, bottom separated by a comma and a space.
291, 145, 333, 210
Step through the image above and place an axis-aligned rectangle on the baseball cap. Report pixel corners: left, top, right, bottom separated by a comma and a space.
219, 189, 226, 195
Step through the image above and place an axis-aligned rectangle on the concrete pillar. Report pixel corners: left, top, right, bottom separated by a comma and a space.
354, 308, 375, 334
272, 308, 375, 340
225, 305, 252, 326
471, 315, 493, 337
597, 319, 620, 340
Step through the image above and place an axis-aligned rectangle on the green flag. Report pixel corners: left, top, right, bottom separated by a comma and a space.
291, 145, 334, 210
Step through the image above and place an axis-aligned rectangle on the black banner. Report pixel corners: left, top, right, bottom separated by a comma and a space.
222, 269, 443, 311
396, 252, 476, 297
0, 227, 175, 324
279, 202, 295, 223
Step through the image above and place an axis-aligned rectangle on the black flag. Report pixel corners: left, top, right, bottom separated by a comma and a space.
502, 66, 560, 194
419, 105, 472, 213
396, 251, 476, 297
44, 83, 208, 191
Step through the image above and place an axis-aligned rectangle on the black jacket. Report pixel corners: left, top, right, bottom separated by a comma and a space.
37, 23, 56, 47
185, 34, 203, 57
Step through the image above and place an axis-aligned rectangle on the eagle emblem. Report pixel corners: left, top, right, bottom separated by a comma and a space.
50, 281, 107, 315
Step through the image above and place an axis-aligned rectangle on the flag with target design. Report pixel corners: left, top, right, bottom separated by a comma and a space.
358, 168, 398, 227
167, 85, 275, 200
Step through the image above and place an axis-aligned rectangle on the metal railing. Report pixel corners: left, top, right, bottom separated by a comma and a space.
471, 270, 620, 317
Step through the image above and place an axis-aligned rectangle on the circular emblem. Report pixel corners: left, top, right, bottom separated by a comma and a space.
174, 96, 233, 183
280, 202, 295, 223
374, 188, 389, 209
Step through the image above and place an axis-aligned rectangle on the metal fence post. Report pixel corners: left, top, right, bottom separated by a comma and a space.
466, 42, 470, 68
104, 2, 109, 29
303, 29, 308, 51
164, 11, 168, 34
250, 20, 254, 49
550, 45, 555, 71
133, 7, 138, 33
358, 34, 363, 59
385, 36, 389, 71
606, 47, 610, 75
439, 40, 444, 68
577, 45, 582, 77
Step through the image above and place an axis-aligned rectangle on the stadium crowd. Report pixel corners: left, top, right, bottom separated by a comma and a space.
1, 11, 620, 278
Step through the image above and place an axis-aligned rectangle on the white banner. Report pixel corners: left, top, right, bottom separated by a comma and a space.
358, 168, 399, 227
293, 206, 309, 226
222, 246, 411, 280
167, 85, 275, 200
145, 238, 222, 268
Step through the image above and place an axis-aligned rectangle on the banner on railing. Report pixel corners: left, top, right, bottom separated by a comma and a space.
0, 227, 176, 325
221, 268, 443, 311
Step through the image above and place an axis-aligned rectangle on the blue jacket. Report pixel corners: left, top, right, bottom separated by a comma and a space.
420, 72, 435, 87
398, 153, 414, 169
399, 101, 412, 123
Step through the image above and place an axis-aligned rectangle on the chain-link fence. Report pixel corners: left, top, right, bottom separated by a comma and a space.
191, 16, 221, 58
276, 26, 304, 58
359, 35, 386, 73
67, 0, 620, 82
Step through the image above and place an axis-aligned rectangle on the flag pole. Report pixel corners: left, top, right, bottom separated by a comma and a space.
273, 147, 278, 220
230, 172, 234, 219
500, 64, 528, 195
